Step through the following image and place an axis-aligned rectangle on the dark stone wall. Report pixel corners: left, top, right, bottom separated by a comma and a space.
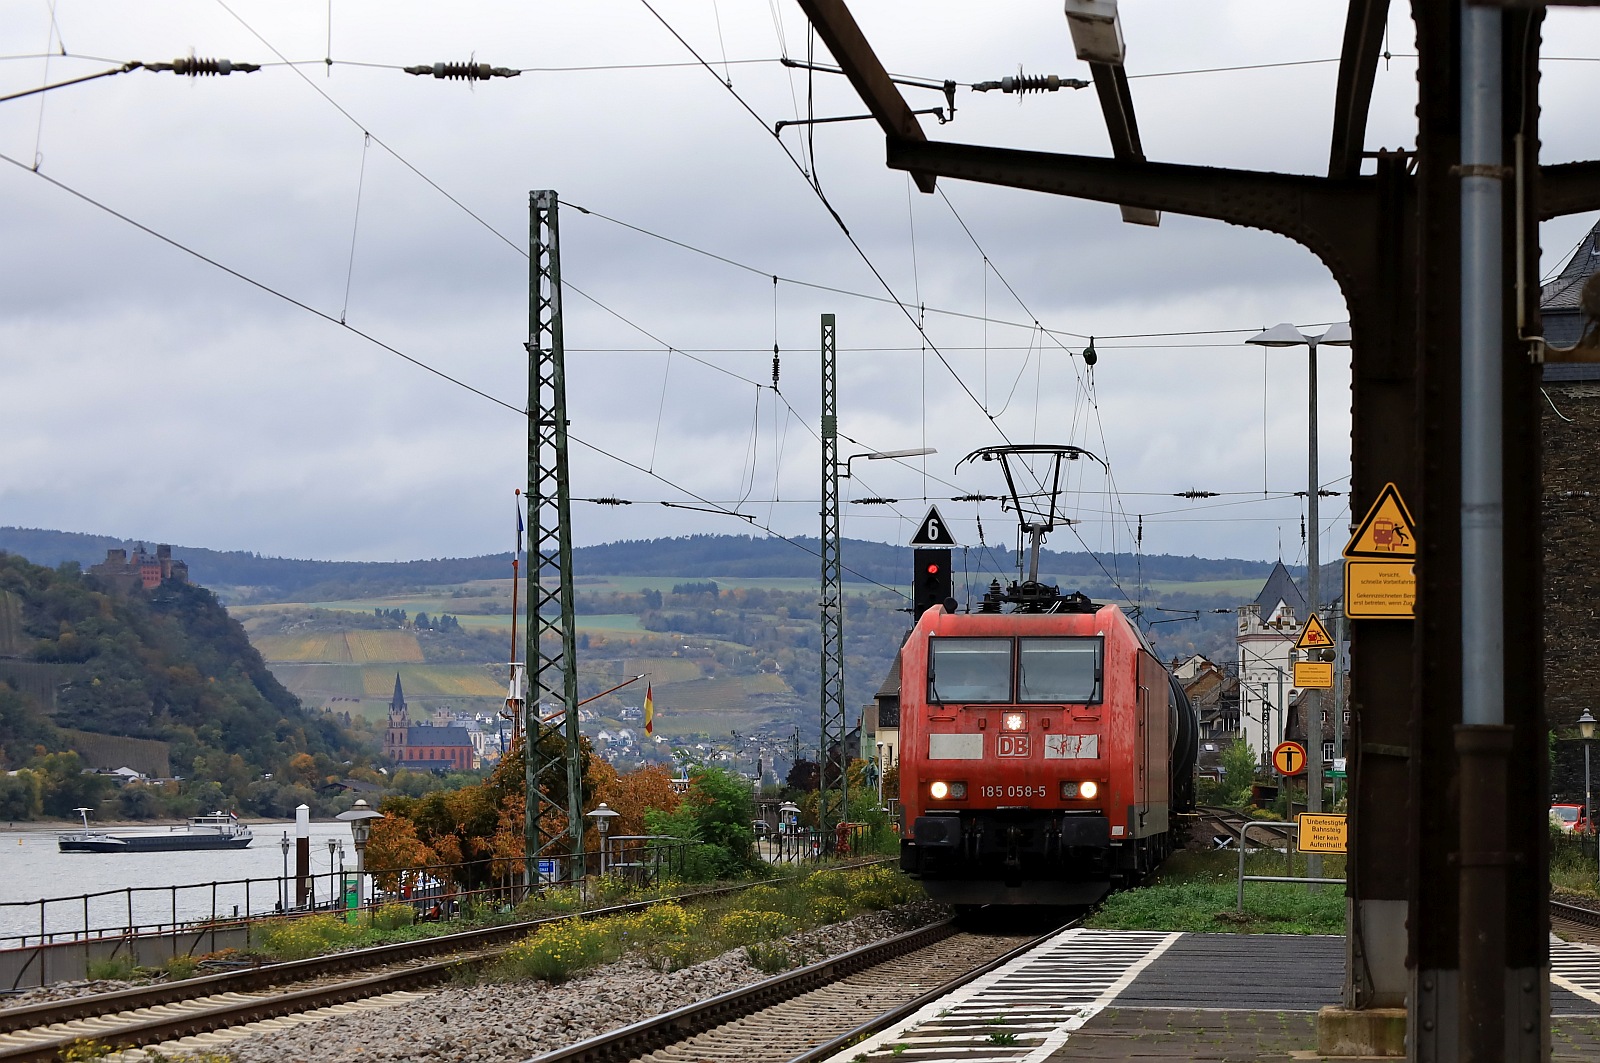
1543, 382, 1600, 801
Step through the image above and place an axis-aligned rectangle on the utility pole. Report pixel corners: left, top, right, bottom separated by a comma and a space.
818, 313, 847, 846
524, 190, 585, 890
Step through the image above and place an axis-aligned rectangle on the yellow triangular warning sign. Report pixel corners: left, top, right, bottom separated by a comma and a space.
1296, 613, 1333, 651
1343, 482, 1417, 559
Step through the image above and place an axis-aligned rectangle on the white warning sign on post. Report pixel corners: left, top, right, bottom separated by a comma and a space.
910, 505, 958, 547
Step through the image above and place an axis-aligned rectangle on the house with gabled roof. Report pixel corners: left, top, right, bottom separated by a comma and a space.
1542, 218, 1600, 381
1235, 561, 1307, 767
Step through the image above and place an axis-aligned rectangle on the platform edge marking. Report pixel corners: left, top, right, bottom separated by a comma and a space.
1018, 931, 1183, 1062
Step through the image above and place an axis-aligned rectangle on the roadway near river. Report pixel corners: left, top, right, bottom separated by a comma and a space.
0, 822, 356, 946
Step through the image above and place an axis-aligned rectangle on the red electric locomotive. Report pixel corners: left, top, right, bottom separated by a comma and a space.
896, 446, 1199, 908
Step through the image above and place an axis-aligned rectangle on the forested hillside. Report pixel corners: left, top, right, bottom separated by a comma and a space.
0, 552, 367, 820
0, 527, 1280, 604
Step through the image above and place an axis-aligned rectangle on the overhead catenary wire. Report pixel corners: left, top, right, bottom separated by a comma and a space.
0, 147, 920, 603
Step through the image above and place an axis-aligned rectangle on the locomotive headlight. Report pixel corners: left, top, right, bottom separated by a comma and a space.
1061, 780, 1100, 800
1079, 780, 1099, 799
1002, 711, 1026, 731
930, 781, 966, 800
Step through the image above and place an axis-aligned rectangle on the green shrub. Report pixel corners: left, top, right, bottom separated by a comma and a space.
259, 913, 362, 961
85, 956, 134, 981
716, 909, 795, 947
745, 942, 792, 973
809, 895, 851, 924
369, 903, 415, 930
497, 919, 614, 982
845, 865, 922, 910
163, 954, 199, 981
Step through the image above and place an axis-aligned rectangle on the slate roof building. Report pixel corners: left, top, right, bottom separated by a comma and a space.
1235, 561, 1307, 767
384, 674, 476, 772
1542, 218, 1600, 381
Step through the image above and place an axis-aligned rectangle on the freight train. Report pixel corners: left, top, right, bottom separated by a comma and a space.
897, 577, 1199, 908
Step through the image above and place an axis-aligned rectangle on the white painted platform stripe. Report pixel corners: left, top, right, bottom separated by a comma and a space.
1553, 940, 1600, 1006
821, 928, 1181, 1063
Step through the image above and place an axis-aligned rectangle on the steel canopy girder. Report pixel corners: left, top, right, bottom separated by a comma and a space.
792, 0, 936, 192
1539, 160, 1600, 218
885, 138, 1375, 287
1329, 0, 1391, 180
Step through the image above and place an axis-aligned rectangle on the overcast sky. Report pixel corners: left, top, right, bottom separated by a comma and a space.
3, 2, 1597, 577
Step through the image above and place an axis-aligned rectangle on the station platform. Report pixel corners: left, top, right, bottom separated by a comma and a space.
1045, 933, 1600, 1062
833, 929, 1600, 1062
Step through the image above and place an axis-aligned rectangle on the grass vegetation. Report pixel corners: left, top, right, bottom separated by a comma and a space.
1551, 829, 1599, 898
247, 863, 916, 971
487, 863, 921, 983
84, 956, 136, 981
1087, 849, 1346, 935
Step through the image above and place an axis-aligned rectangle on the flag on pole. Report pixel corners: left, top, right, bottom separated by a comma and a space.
643, 684, 654, 736
516, 502, 524, 554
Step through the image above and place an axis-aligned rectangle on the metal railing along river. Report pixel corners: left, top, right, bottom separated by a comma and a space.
1, 827, 861, 990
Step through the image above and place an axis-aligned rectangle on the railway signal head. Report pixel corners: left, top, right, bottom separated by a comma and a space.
913, 548, 954, 619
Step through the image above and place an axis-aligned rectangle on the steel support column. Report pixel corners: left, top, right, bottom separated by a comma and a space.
819, 313, 847, 844
525, 190, 585, 889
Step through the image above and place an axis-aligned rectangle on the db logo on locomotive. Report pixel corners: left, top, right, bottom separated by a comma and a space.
997, 734, 1031, 757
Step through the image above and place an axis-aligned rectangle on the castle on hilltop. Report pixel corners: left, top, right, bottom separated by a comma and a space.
88, 544, 189, 593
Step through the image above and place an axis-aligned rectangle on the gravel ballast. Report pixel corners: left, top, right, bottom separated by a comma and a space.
205, 901, 947, 1063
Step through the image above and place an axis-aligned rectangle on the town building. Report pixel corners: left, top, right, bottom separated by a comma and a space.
1173, 654, 1240, 780
87, 544, 189, 593
384, 675, 476, 771
1235, 561, 1307, 766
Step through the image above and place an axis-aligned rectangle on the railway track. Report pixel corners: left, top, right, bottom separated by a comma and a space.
0, 866, 891, 1063
1192, 805, 1297, 848
526, 920, 1050, 1063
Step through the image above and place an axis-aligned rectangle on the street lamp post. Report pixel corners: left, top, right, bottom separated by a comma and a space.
1248, 321, 1352, 888
1581, 711, 1596, 882
587, 802, 620, 877
779, 800, 800, 863
278, 832, 291, 912
336, 799, 384, 915
326, 838, 338, 910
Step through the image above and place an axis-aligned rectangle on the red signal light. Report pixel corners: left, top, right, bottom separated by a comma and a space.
927, 563, 941, 574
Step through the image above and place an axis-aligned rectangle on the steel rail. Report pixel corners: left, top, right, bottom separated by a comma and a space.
525, 919, 1071, 1063
524, 921, 962, 1063
0, 863, 892, 1046
1552, 898, 1600, 929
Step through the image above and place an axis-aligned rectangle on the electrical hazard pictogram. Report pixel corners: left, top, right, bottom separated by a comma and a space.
1295, 613, 1333, 651
1273, 741, 1308, 776
1344, 482, 1417, 559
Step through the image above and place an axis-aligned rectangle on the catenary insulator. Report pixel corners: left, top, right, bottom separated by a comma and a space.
971, 73, 1087, 94
148, 57, 261, 76
403, 62, 520, 80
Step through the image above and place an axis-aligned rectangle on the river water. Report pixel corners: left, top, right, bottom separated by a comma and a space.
0, 821, 360, 946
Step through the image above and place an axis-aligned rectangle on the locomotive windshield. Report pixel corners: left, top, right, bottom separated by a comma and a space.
1018, 638, 1102, 702
927, 638, 1012, 702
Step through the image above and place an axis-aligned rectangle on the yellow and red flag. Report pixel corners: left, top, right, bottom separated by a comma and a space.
643, 684, 654, 736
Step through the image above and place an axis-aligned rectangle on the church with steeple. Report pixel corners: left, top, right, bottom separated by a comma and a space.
384, 674, 477, 772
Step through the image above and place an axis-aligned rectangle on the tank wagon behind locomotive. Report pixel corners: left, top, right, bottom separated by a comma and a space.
898, 594, 1198, 906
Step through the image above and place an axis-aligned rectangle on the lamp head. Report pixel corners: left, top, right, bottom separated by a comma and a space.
1318, 321, 1353, 346
1580, 709, 1596, 740
1246, 322, 1310, 348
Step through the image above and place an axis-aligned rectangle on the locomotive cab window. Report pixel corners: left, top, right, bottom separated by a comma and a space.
928, 638, 1012, 702
1018, 637, 1102, 703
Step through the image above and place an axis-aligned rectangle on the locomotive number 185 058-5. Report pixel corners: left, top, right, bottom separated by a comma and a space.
979, 785, 1047, 798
